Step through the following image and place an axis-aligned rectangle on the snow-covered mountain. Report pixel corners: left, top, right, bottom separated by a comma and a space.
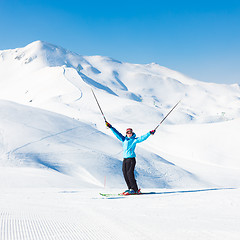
1, 40, 240, 125
0, 41, 240, 189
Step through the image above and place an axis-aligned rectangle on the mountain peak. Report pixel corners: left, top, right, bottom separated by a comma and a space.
9, 40, 87, 68
25, 40, 44, 48
24, 40, 62, 52
23, 40, 68, 57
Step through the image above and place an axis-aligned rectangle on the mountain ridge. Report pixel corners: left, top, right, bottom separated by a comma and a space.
0, 40, 240, 125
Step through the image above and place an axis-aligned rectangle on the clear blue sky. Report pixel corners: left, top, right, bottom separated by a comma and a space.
1, 0, 240, 84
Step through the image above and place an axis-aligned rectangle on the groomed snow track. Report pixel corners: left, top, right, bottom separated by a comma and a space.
0, 208, 120, 240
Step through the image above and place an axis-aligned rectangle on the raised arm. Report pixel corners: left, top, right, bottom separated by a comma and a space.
135, 129, 155, 144
106, 121, 125, 142
135, 132, 151, 143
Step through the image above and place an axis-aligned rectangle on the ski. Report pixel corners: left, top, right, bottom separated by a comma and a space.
99, 192, 146, 197
99, 193, 123, 197
99, 191, 157, 197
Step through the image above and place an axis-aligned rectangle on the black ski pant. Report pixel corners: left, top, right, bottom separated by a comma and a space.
122, 157, 138, 192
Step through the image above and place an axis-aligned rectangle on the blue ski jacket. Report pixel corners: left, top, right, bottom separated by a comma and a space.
110, 127, 151, 158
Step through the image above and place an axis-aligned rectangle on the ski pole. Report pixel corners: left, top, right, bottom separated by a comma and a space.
154, 100, 181, 131
91, 88, 107, 122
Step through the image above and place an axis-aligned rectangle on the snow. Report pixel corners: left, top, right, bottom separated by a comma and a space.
1, 188, 240, 240
0, 41, 240, 239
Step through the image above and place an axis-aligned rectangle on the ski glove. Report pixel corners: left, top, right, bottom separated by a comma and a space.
150, 130, 156, 135
105, 121, 112, 128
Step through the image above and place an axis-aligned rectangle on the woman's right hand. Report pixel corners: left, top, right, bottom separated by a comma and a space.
105, 121, 112, 128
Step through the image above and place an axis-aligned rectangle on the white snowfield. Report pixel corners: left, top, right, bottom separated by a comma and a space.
0, 41, 240, 239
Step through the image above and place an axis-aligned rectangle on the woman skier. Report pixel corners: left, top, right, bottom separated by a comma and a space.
105, 121, 155, 195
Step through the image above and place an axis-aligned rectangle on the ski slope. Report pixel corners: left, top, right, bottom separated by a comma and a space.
0, 41, 240, 239
1, 188, 240, 240
0, 99, 207, 189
